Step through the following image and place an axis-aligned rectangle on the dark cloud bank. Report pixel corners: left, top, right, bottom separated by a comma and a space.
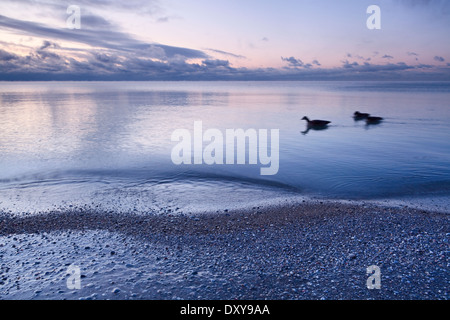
2, 44, 448, 81
0, 14, 449, 81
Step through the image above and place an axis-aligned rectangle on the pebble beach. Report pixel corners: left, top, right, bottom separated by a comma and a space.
0, 200, 448, 300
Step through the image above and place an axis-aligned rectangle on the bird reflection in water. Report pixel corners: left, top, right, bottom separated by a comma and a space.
301, 125, 330, 135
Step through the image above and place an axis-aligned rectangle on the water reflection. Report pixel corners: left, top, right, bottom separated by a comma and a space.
301, 126, 330, 135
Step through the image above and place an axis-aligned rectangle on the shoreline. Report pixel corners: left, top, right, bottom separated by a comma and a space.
0, 201, 448, 300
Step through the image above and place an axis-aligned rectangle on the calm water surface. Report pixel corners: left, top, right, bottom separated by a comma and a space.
0, 81, 449, 214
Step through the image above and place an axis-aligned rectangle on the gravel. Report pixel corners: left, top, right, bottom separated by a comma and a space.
0, 201, 448, 300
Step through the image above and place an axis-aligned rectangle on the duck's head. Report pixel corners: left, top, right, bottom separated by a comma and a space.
301, 116, 309, 121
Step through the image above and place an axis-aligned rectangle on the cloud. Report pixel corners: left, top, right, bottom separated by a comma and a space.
407, 52, 420, 61
1, 35, 449, 81
281, 56, 318, 69
281, 56, 304, 67
434, 56, 445, 62
416, 64, 433, 69
156, 16, 169, 23
0, 14, 207, 61
0, 49, 18, 61
155, 15, 182, 23
1, 46, 450, 81
81, 14, 117, 30
382, 54, 394, 59
202, 59, 231, 68
93, 52, 119, 64
342, 60, 359, 68
347, 53, 371, 62
40, 40, 61, 50
205, 48, 246, 59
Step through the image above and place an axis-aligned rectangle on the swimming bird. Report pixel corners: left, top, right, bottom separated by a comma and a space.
302, 116, 331, 127
366, 116, 384, 124
354, 111, 370, 120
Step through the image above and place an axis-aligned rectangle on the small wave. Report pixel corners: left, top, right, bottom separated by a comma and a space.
0, 168, 302, 215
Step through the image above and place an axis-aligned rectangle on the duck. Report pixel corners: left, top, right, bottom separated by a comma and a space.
302, 116, 331, 127
354, 111, 370, 120
366, 116, 384, 124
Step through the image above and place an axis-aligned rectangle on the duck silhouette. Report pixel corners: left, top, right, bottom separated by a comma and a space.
354, 111, 370, 120
301, 117, 331, 135
366, 116, 384, 125
302, 116, 331, 128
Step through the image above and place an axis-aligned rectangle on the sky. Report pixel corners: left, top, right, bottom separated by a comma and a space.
0, 0, 449, 80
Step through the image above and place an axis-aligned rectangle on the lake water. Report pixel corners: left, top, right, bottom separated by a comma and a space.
0, 81, 449, 214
